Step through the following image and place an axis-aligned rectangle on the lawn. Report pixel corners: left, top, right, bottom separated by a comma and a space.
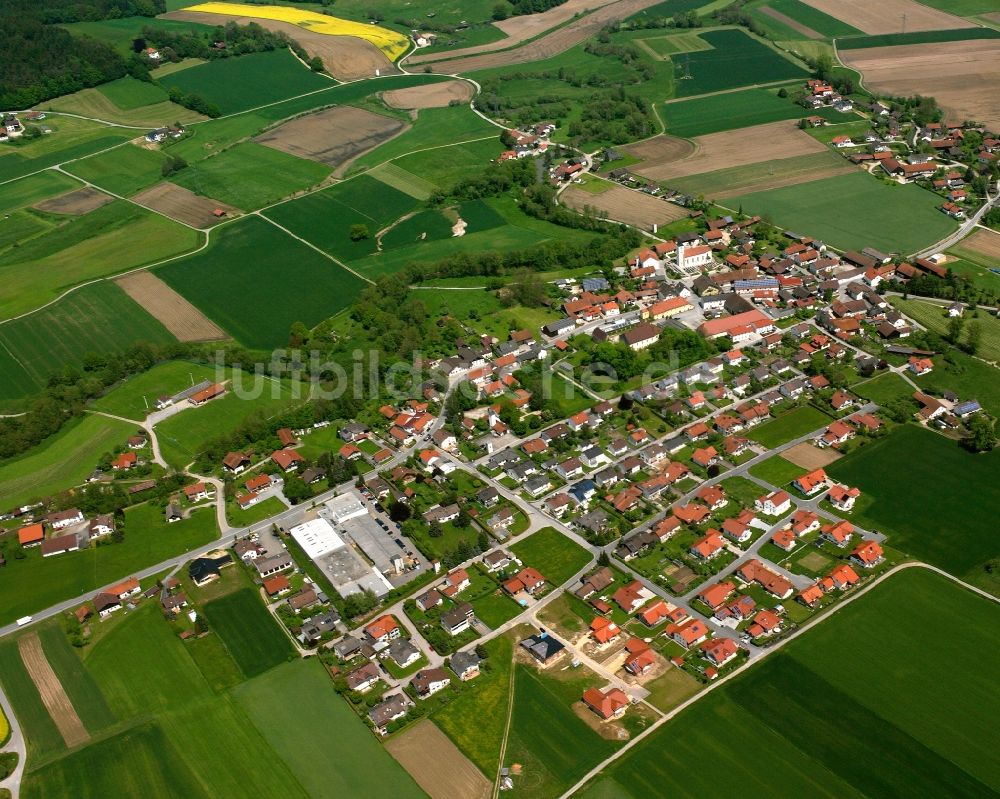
262, 175, 419, 262
170, 142, 331, 211
227, 496, 286, 528
892, 297, 1000, 364
65, 143, 169, 196
0, 171, 80, 216
203, 588, 294, 678
0, 413, 136, 509
747, 405, 832, 448
155, 216, 367, 349
913, 350, 1000, 417
510, 527, 592, 586
0, 504, 217, 627
0, 281, 177, 403
672, 29, 807, 98
827, 425, 1000, 587
0, 199, 201, 319
726, 171, 958, 254
747, 454, 806, 486
580, 567, 1000, 798
154, 372, 306, 468
434, 634, 512, 775
662, 87, 847, 138
91, 360, 220, 420
234, 658, 424, 798
156, 48, 331, 115
850, 371, 915, 405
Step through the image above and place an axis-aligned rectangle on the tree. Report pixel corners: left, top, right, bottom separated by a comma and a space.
389, 501, 410, 522
947, 315, 964, 344
964, 413, 996, 452
964, 320, 982, 355
492, 2, 510, 20
597, 550, 610, 567
308, 55, 324, 72
777, 87, 787, 98
349, 224, 369, 241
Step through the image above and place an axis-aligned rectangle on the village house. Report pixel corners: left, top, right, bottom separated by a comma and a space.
582, 686, 630, 720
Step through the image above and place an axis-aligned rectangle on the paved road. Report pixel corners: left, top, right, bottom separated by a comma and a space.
914, 183, 999, 258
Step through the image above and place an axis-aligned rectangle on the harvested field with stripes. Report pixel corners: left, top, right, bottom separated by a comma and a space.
798, 0, 968, 33
116, 271, 228, 342
132, 183, 239, 229
18, 633, 89, 748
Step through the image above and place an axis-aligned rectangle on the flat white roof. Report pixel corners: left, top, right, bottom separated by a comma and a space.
325, 492, 368, 524
290, 518, 345, 559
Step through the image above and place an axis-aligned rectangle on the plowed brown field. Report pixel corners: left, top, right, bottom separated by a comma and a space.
117, 271, 227, 341
799, 0, 967, 33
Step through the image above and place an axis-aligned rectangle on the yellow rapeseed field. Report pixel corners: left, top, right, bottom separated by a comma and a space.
185, 2, 410, 59
0, 704, 9, 744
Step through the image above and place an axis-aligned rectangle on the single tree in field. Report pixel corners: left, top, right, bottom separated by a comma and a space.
350, 223, 369, 241
965, 321, 982, 355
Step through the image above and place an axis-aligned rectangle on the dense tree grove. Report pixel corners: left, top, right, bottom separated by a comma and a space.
140, 21, 307, 63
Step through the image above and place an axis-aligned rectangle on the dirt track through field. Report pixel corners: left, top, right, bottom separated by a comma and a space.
385, 720, 491, 799
798, 0, 968, 33
759, 5, 822, 39
382, 80, 474, 109
960, 228, 1000, 262
33, 187, 114, 215
784, 441, 841, 470
841, 40, 1000, 131
117, 271, 228, 341
18, 633, 90, 748
628, 122, 828, 182
562, 184, 688, 230
132, 182, 239, 229
414, 0, 667, 73
161, 11, 394, 81
255, 106, 405, 174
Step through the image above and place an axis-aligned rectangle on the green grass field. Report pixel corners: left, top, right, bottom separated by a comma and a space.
639, 31, 714, 57
262, 174, 419, 262
0, 281, 177, 402
155, 216, 366, 349
366, 161, 437, 200
851, 372, 914, 405
0, 504, 217, 627
36, 624, 116, 733
203, 588, 294, 678
668, 150, 851, 199
892, 298, 1000, 363
234, 658, 424, 797
726, 171, 958, 254
154, 373, 306, 468
748, 454, 806, 486
939, 253, 1000, 293
747, 405, 832, 448
157, 49, 331, 116
227, 495, 286, 527
0, 199, 201, 319
97, 77, 170, 109
390, 137, 501, 190
673, 29, 806, 98
91, 360, 220, 419
912, 350, 1000, 417
662, 87, 847, 138
507, 663, 620, 798
827, 425, 1000, 584
0, 413, 136, 509
0, 172, 80, 215
580, 567, 1000, 798
60, 15, 214, 54
0, 117, 129, 183
0, 638, 66, 758
766, 0, 863, 37
837, 27, 1000, 49
65, 143, 169, 196
171, 142, 331, 210
511, 527, 592, 586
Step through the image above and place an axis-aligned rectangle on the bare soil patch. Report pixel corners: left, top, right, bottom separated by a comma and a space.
161, 10, 394, 81
117, 271, 228, 342
385, 719, 491, 799
571, 700, 636, 740
842, 40, 1000, 130
255, 106, 405, 175
562, 184, 688, 231
784, 441, 842, 470
759, 5, 822, 39
382, 80, 474, 109
798, 0, 968, 33
414, 0, 666, 73
629, 121, 828, 182
960, 228, 1000, 261
33, 186, 113, 215
18, 633, 90, 748
624, 135, 695, 163
132, 182, 239, 229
